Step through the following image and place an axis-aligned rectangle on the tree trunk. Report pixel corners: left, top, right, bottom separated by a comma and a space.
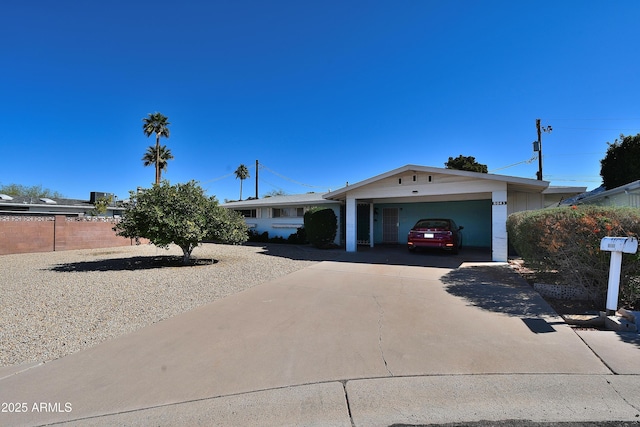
180, 245, 193, 265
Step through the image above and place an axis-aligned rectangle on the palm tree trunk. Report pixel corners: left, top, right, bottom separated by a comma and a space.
155, 134, 160, 185
239, 179, 243, 200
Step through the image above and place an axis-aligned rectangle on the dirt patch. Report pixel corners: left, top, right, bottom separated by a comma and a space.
508, 259, 599, 316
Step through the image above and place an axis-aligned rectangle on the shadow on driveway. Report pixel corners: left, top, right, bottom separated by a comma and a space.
47, 243, 491, 272
257, 243, 492, 269
615, 331, 640, 349
441, 264, 559, 318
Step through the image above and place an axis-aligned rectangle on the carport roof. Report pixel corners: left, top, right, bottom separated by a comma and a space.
323, 164, 550, 200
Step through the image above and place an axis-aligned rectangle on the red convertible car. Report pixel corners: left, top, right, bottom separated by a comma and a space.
407, 218, 463, 254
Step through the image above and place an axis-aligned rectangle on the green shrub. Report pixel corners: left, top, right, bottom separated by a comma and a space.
114, 180, 247, 264
247, 228, 307, 245
270, 235, 285, 243
304, 207, 337, 248
247, 230, 270, 243
287, 227, 307, 244
507, 205, 640, 308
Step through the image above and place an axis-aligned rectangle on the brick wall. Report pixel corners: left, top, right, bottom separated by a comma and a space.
0, 215, 142, 255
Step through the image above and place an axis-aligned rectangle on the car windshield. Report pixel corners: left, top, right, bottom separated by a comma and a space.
414, 220, 450, 230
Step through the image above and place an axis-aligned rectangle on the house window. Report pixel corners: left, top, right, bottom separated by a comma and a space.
236, 209, 257, 218
273, 207, 304, 218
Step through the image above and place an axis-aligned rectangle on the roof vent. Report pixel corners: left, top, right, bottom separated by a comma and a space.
40, 198, 57, 204
0, 194, 13, 201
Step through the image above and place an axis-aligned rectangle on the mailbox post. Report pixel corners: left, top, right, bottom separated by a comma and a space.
600, 237, 638, 315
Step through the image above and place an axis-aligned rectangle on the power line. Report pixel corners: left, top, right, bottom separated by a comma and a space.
489, 156, 537, 173
200, 172, 235, 184
546, 117, 640, 121
258, 178, 286, 191
548, 152, 605, 157
552, 127, 640, 131
200, 161, 259, 185
259, 163, 332, 189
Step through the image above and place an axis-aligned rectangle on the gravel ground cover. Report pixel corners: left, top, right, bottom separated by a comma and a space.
0, 243, 333, 367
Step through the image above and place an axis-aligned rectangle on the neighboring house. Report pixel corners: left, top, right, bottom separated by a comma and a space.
223, 164, 585, 262
568, 180, 640, 208
0, 192, 124, 217
542, 186, 590, 208
222, 193, 342, 244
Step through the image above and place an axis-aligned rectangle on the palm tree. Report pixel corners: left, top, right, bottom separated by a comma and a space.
234, 164, 250, 200
142, 145, 174, 181
142, 112, 170, 185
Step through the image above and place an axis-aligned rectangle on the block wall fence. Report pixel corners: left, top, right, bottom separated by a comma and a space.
0, 215, 143, 255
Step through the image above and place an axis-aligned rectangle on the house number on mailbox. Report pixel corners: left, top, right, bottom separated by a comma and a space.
492, 201, 507, 205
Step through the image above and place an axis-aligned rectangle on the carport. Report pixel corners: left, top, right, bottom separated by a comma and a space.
324, 165, 556, 262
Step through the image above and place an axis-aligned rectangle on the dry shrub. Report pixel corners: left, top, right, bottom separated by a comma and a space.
507, 205, 640, 308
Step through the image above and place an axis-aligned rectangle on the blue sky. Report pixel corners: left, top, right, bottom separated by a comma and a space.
2, 1, 640, 202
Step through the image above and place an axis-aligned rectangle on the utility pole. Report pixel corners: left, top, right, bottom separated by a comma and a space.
536, 119, 542, 180
255, 159, 259, 199
534, 119, 552, 181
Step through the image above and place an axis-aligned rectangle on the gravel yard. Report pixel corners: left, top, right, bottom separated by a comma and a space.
0, 243, 331, 367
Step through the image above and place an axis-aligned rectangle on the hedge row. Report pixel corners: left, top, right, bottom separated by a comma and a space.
247, 227, 307, 244
304, 207, 337, 248
507, 205, 640, 308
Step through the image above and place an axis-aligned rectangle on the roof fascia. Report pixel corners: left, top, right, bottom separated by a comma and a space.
324, 164, 548, 200
578, 180, 640, 203
222, 197, 338, 209
542, 186, 588, 195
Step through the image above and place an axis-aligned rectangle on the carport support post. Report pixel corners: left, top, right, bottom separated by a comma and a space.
491, 189, 508, 262
346, 197, 357, 252
369, 203, 375, 248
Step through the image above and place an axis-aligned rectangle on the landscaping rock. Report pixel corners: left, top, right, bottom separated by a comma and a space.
533, 282, 589, 300
562, 313, 605, 327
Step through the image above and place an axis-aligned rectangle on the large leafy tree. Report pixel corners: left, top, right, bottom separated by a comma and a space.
234, 164, 250, 200
263, 189, 287, 197
114, 181, 248, 264
142, 145, 174, 179
600, 133, 640, 189
0, 183, 63, 198
142, 112, 171, 185
445, 155, 488, 173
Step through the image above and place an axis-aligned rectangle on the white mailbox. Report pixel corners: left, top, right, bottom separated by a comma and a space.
600, 237, 638, 254
600, 236, 638, 314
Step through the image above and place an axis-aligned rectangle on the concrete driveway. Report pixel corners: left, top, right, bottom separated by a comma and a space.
1, 248, 639, 426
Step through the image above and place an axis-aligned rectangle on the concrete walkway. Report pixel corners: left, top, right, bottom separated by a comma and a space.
1, 256, 639, 426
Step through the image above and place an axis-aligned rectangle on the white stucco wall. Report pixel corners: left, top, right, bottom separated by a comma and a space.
240, 204, 342, 244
